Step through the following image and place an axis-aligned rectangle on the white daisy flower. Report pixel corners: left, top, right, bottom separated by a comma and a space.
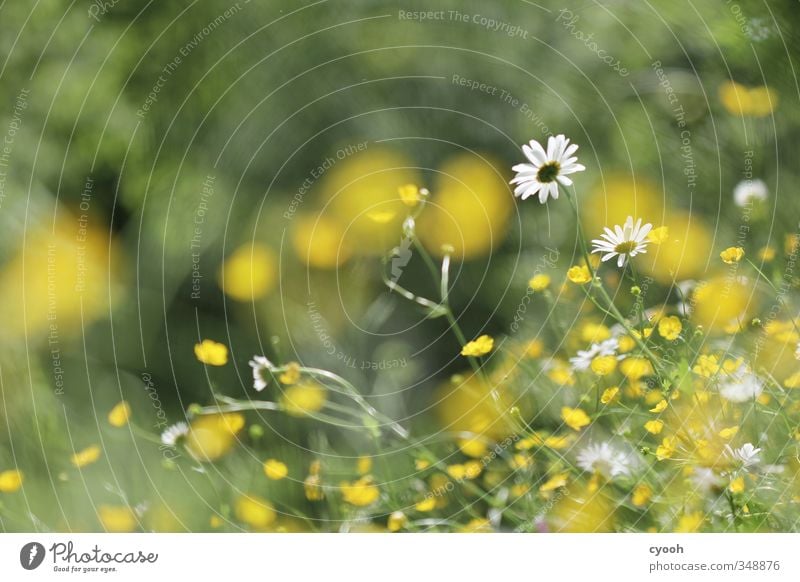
569, 338, 619, 371
576, 442, 632, 478
591, 216, 653, 268
733, 178, 768, 207
249, 355, 274, 392
510, 134, 586, 204
726, 442, 762, 467
160, 422, 189, 447
719, 368, 763, 403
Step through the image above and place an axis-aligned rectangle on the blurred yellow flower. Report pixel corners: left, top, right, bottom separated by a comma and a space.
98, 505, 137, 533
0, 469, 23, 493
184, 413, 245, 462
600, 386, 620, 404
758, 246, 775, 262
460, 334, 494, 357
292, 213, 353, 268
280, 381, 327, 417
632, 484, 652, 507
529, 274, 551, 291
719, 81, 778, 117
656, 436, 677, 460
693, 276, 755, 333
357, 456, 373, 475
218, 243, 276, 301
581, 322, 611, 343
107, 401, 131, 428
235, 494, 277, 530
458, 518, 492, 533
658, 316, 682, 341
340, 476, 380, 506
539, 472, 568, 493
398, 184, 422, 207
718, 426, 739, 440
567, 265, 592, 284
590, 355, 617, 376
650, 399, 668, 413
415, 497, 436, 512
387, 511, 407, 532
547, 360, 576, 386
620, 357, 654, 380
304, 474, 325, 501
639, 212, 712, 284
263, 459, 289, 480
644, 420, 664, 434
194, 339, 228, 366
71, 445, 101, 468
720, 246, 745, 265
692, 354, 720, 377
729, 476, 745, 494
417, 154, 512, 259
617, 335, 636, 353
550, 485, 614, 532
561, 407, 590, 431
675, 511, 704, 533
458, 436, 488, 458
648, 226, 670, 244
279, 362, 301, 385
414, 459, 431, 471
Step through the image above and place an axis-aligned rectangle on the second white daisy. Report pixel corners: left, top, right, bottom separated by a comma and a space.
591, 216, 653, 268
510, 134, 585, 204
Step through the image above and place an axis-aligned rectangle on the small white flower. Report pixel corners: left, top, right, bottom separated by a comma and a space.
160, 422, 189, 447
510, 134, 586, 204
576, 442, 632, 478
569, 338, 619, 371
719, 368, 764, 403
726, 442, 762, 467
249, 355, 274, 392
733, 179, 768, 207
591, 216, 652, 268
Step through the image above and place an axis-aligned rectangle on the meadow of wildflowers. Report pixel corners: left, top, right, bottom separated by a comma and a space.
0, 1, 799, 537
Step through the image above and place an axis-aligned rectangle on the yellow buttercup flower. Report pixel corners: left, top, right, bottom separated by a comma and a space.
561, 407, 591, 431
529, 274, 551, 292
460, 335, 494, 357
617, 335, 636, 353
279, 361, 301, 385
692, 277, 753, 333
263, 459, 289, 480
98, 505, 137, 532
357, 456, 373, 475
0, 469, 23, 493
648, 226, 670, 244
600, 386, 620, 404
71, 445, 101, 468
458, 518, 492, 533
340, 476, 380, 507
649, 399, 668, 413
720, 246, 745, 265
398, 184, 422, 207
656, 436, 677, 460
184, 412, 245, 462
581, 322, 611, 343
719, 81, 778, 117
292, 213, 353, 268
547, 361, 575, 386
658, 316, 682, 341
590, 355, 617, 376
692, 354, 720, 377
235, 494, 277, 530
632, 484, 652, 507
415, 497, 436, 512
539, 472, 568, 493
446, 464, 468, 480
718, 426, 739, 440
457, 437, 488, 458
387, 511, 407, 532
280, 381, 327, 417
729, 476, 745, 494
218, 243, 276, 301
620, 357, 654, 381
194, 339, 228, 366
644, 420, 664, 434
675, 511, 704, 533
108, 401, 131, 428
524, 339, 544, 358
567, 265, 592, 285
